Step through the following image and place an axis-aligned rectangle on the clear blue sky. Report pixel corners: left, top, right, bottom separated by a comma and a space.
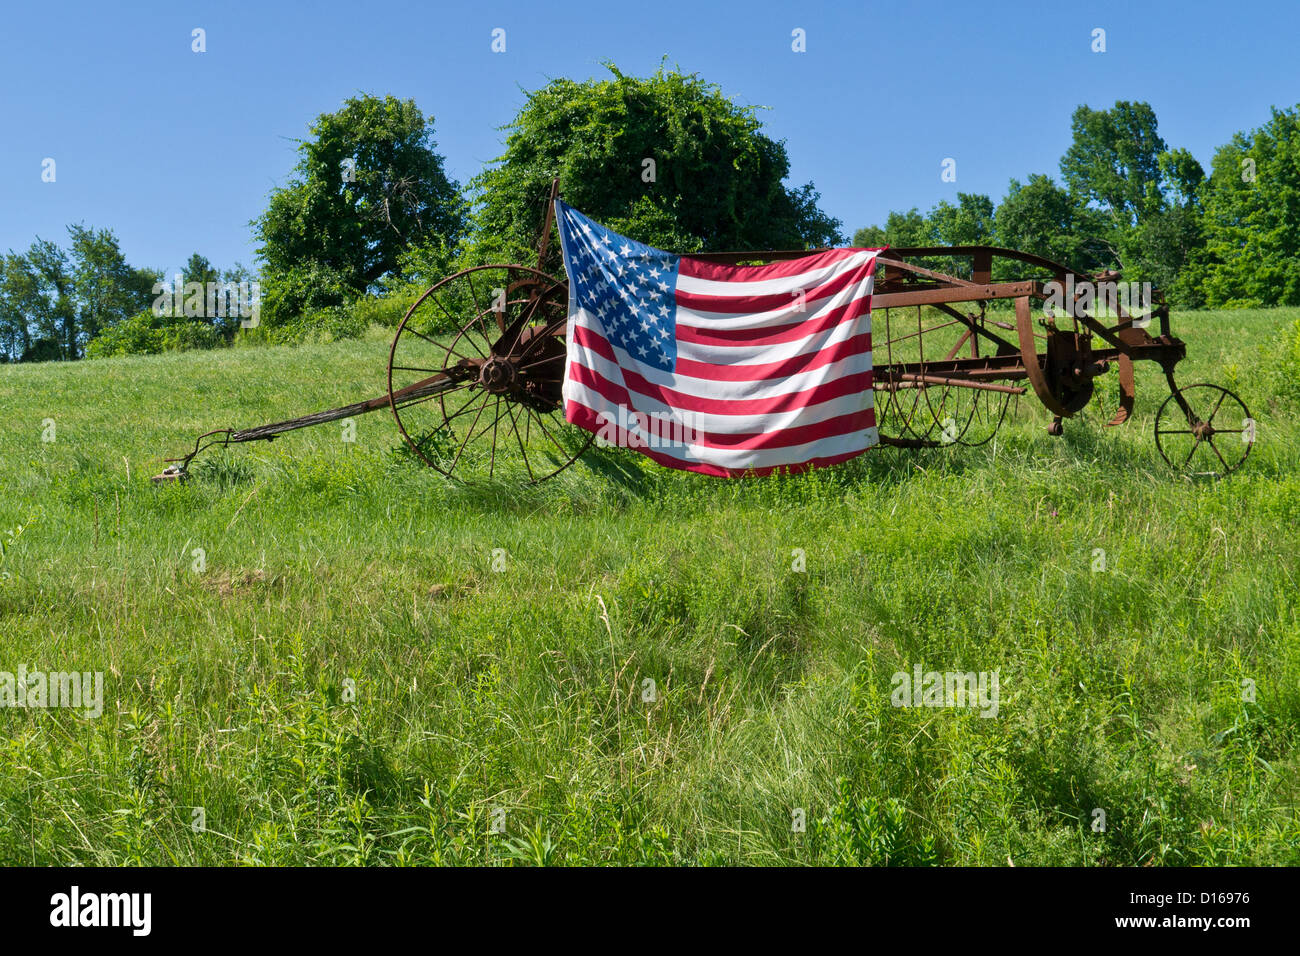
2, 0, 1296, 275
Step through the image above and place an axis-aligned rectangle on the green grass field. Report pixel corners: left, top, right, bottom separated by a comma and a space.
1, 307, 1298, 865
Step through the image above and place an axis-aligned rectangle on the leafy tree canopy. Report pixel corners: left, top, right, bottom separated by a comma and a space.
253, 94, 465, 322
994, 174, 1109, 273
1061, 101, 1171, 228
1199, 105, 1300, 307
468, 64, 844, 271
0, 226, 154, 360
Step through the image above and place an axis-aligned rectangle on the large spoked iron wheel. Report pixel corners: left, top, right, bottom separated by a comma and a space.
387, 264, 594, 483
1154, 382, 1255, 479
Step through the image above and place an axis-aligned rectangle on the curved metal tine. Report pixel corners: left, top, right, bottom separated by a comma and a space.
919, 379, 945, 436
883, 387, 904, 435
881, 306, 927, 439
961, 390, 1009, 447
946, 388, 979, 443
897, 379, 931, 438
945, 389, 973, 441
919, 371, 963, 440
884, 382, 917, 438
986, 391, 1010, 440
504, 401, 536, 482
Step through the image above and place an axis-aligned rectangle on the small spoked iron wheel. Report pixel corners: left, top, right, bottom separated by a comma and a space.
1154, 382, 1255, 479
387, 264, 594, 482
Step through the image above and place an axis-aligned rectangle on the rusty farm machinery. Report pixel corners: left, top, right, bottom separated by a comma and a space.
158, 187, 1255, 484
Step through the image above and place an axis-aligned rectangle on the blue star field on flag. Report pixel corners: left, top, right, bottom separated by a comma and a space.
555, 202, 680, 373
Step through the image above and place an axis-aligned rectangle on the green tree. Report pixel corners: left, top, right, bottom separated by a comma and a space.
67, 224, 156, 345
993, 174, 1109, 274
0, 253, 40, 360
1, 228, 156, 360
467, 63, 843, 272
1058, 101, 1206, 301
1199, 105, 1300, 307
854, 198, 993, 277
852, 208, 932, 250
182, 253, 219, 289
253, 94, 465, 324
22, 239, 77, 360
929, 193, 995, 246
1061, 101, 1169, 230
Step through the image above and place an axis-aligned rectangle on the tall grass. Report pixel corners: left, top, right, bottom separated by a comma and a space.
0, 310, 1297, 865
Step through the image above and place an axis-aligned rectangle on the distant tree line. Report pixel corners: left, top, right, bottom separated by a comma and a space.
0, 226, 158, 361
853, 101, 1300, 309
0, 230, 250, 362
3, 71, 1297, 362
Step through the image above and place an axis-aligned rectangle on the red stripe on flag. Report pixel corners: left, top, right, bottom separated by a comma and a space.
675, 295, 870, 347
565, 401, 873, 477
675, 258, 877, 316
570, 323, 871, 383
677, 248, 880, 283
566, 365, 875, 449
567, 357, 874, 417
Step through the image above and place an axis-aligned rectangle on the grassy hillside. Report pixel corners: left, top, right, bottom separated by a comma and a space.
0, 308, 1298, 865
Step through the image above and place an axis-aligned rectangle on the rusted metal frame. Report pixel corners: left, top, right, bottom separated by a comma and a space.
687, 245, 1073, 280
872, 280, 1041, 309
230, 372, 468, 444
535, 177, 561, 273
162, 369, 469, 472
887, 245, 1072, 280
875, 339, 1182, 384
685, 248, 832, 266
877, 373, 1026, 395
944, 328, 973, 360
655, 246, 1076, 299
877, 434, 943, 449
1016, 296, 1092, 417
1065, 298, 1161, 427
929, 301, 1019, 356
877, 353, 1028, 379
875, 254, 978, 287
878, 315, 963, 348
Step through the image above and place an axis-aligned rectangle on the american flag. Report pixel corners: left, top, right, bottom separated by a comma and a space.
556, 201, 881, 477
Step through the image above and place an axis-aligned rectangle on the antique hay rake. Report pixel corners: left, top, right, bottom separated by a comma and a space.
158, 185, 1254, 484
